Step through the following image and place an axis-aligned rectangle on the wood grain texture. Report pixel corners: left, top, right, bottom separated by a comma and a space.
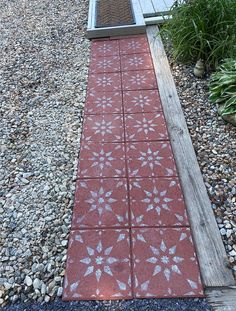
206, 287, 236, 311
146, 25, 235, 287
138, 0, 155, 17
152, 0, 174, 14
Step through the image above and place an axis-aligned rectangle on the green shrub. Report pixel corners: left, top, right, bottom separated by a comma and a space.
164, 0, 236, 69
209, 59, 236, 118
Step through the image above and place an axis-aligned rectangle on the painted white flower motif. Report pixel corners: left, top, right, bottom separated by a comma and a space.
146, 241, 184, 281
128, 56, 144, 67
80, 240, 129, 287
80, 241, 118, 282
97, 76, 113, 87
127, 40, 141, 50
89, 149, 115, 170
142, 186, 173, 215
98, 43, 113, 54
91, 119, 116, 136
76, 180, 128, 226
130, 73, 147, 86
131, 94, 152, 109
132, 116, 158, 135
94, 95, 114, 110
85, 186, 117, 216
97, 59, 113, 69
138, 147, 163, 170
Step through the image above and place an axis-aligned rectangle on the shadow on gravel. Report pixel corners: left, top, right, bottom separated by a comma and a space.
2, 298, 211, 311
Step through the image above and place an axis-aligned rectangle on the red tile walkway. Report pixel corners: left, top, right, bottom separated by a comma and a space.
63, 35, 204, 301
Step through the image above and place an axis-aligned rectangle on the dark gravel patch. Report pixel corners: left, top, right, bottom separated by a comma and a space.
2, 298, 212, 311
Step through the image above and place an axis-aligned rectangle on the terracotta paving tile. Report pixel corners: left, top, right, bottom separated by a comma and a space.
90, 55, 121, 73
78, 142, 126, 178
91, 40, 119, 57
123, 90, 162, 114
131, 227, 204, 298
72, 178, 129, 229
85, 91, 123, 115
121, 53, 153, 71
119, 36, 149, 55
82, 114, 124, 143
126, 141, 177, 177
124, 112, 168, 142
122, 70, 157, 91
88, 72, 122, 92
64, 36, 204, 301
63, 229, 132, 300
129, 178, 189, 227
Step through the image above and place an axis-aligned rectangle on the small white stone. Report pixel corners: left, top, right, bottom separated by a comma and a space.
226, 229, 233, 238
57, 287, 63, 297
229, 250, 236, 257
61, 240, 68, 246
44, 295, 50, 302
4, 282, 12, 290
220, 228, 226, 235
33, 278, 42, 290
41, 283, 47, 295
24, 276, 33, 287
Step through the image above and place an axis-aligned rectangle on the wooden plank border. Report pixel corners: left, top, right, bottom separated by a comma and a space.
206, 287, 236, 311
146, 25, 235, 287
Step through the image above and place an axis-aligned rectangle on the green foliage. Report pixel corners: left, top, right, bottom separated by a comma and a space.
164, 0, 236, 68
209, 59, 236, 116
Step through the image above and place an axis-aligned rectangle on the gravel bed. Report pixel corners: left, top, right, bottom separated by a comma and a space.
0, 0, 90, 306
166, 54, 236, 277
1, 298, 212, 311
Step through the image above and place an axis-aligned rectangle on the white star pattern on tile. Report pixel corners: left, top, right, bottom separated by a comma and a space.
142, 186, 173, 215
130, 73, 147, 86
97, 76, 114, 87
88, 149, 114, 170
131, 228, 202, 297
132, 115, 158, 135
98, 43, 113, 54
85, 187, 117, 216
127, 40, 142, 50
79, 143, 125, 177
97, 59, 113, 69
91, 119, 116, 136
138, 148, 163, 171
127, 142, 176, 177
80, 241, 119, 282
131, 94, 152, 109
86, 92, 122, 114
127, 56, 144, 67
93, 95, 114, 110
146, 241, 184, 281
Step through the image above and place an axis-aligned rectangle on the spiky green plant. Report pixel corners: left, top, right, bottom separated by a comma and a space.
163, 0, 236, 69
209, 59, 236, 119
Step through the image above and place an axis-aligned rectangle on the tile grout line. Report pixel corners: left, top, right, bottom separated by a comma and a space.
119, 39, 136, 299
71, 224, 191, 231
